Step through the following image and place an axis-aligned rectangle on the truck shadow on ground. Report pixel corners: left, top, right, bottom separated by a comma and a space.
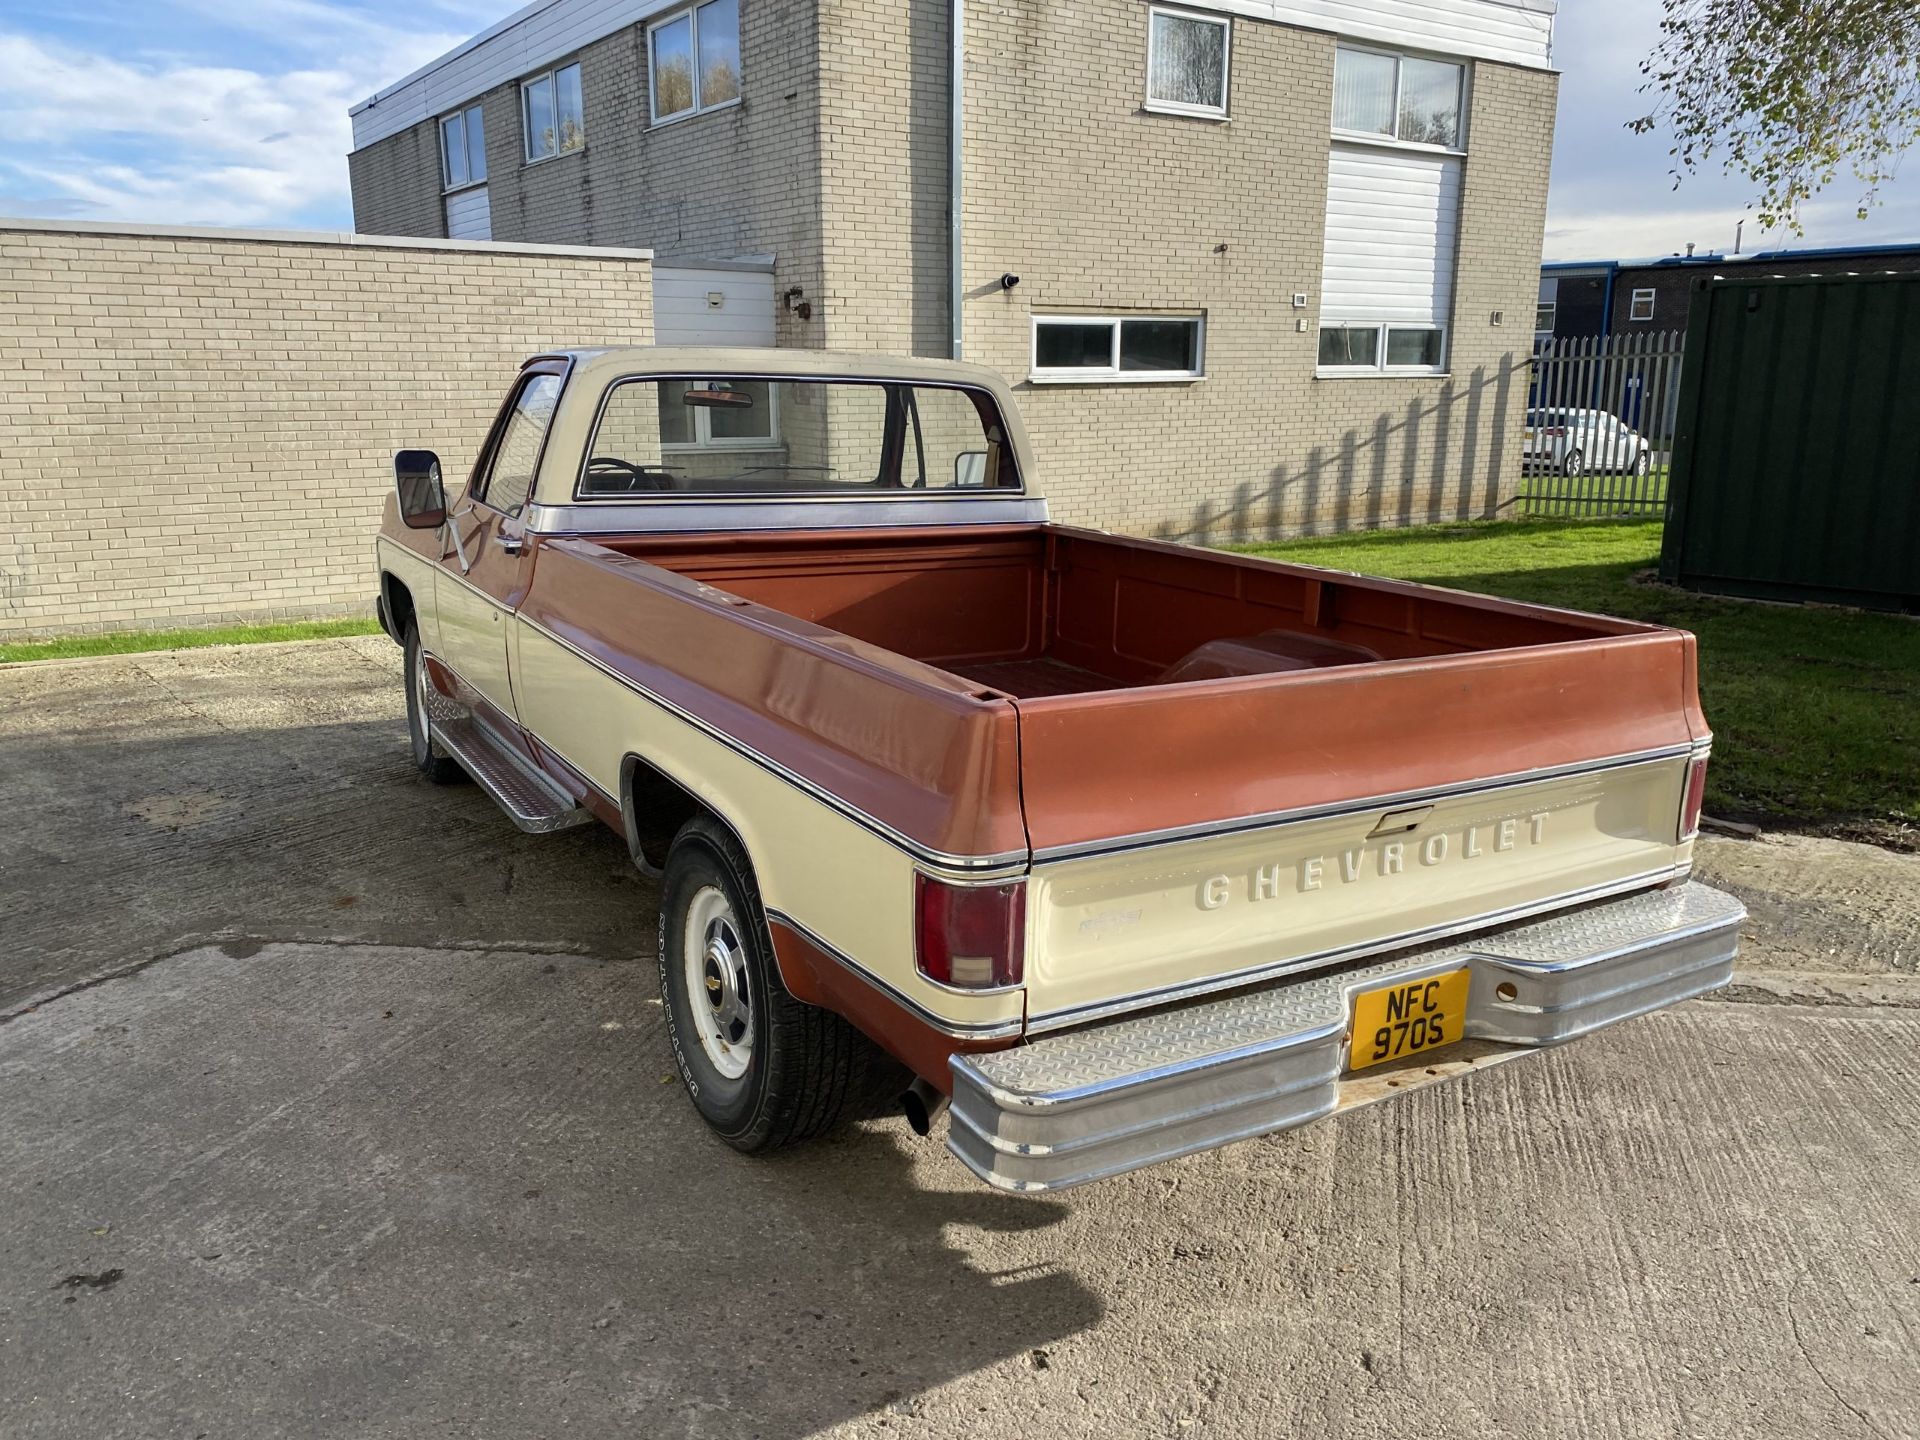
0, 692, 1107, 1433
2, 937, 1105, 1436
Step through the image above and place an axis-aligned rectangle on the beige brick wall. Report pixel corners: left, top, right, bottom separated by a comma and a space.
952, 1, 1557, 542
815, 0, 953, 358
0, 222, 653, 640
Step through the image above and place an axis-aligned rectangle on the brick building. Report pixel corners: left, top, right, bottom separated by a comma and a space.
347, 0, 1561, 540
1539, 242, 1920, 344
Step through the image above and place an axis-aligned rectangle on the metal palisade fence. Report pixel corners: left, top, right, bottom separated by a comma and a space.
1521, 330, 1687, 517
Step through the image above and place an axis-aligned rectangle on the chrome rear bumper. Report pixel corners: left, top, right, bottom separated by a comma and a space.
948, 881, 1744, 1192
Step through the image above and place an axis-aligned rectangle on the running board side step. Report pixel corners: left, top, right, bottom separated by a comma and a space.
948, 882, 1745, 1192
430, 712, 594, 834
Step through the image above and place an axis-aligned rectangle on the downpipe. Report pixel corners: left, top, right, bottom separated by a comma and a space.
901, 1077, 950, 1137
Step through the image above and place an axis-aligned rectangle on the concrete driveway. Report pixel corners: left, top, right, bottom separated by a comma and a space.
2, 638, 1916, 1439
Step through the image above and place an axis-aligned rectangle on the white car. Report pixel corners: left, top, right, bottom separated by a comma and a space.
1525, 408, 1654, 477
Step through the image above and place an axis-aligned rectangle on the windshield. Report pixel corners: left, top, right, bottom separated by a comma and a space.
579, 376, 1020, 497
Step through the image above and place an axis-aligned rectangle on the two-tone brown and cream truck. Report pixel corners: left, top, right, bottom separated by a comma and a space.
373, 348, 1743, 1192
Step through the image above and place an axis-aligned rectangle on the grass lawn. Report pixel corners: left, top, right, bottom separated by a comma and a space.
1236, 519, 1919, 845
0, 617, 382, 665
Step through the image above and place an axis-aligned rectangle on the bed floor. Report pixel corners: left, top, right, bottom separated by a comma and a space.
942, 657, 1128, 699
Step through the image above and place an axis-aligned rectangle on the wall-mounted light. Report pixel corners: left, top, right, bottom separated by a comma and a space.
1000, 273, 1020, 291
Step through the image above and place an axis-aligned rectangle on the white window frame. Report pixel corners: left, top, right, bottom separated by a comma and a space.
1143, 6, 1231, 120
1315, 323, 1449, 378
439, 104, 487, 192
1029, 313, 1207, 384
1331, 44, 1469, 156
1534, 300, 1557, 335
1629, 288, 1657, 322
648, 0, 744, 127
658, 380, 782, 451
521, 61, 585, 164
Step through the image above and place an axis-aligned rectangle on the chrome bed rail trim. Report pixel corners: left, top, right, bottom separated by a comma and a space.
948, 881, 1745, 1192
524, 496, 1050, 534
1023, 864, 1693, 1034
517, 615, 1031, 873
1029, 747, 1698, 864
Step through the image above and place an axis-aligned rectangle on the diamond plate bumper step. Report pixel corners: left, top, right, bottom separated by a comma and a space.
430, 713, 593, 834
948, 881, 1745, 1192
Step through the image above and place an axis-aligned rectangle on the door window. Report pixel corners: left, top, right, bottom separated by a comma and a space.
476, 373, 563, 514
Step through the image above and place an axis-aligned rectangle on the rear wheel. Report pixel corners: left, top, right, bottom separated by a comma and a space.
402, 621, 464, 784
658, 815, 905, 1152
1561, 448, 1587, 477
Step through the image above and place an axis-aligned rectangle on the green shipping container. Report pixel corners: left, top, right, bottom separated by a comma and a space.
1660, 271, 1920, 612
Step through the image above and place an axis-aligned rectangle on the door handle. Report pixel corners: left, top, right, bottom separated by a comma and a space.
496, 532, 525, 555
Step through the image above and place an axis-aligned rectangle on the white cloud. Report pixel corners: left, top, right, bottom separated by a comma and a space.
0, 22, 470, 228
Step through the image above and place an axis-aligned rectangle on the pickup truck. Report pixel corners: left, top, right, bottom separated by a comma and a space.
374, 347, 1744, 1192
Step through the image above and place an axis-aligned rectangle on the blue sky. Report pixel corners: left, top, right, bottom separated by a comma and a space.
1, 0, 1914, 256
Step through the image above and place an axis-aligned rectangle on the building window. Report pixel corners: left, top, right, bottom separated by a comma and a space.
650, 0, 742, 124
1145, 7, 1230, 118
1030, 314, 1205, 382
1629, 288, 1657, 322
659, 378, 778, 448
439, 105, 487, 190
1333, 46, 1465, 149
1317, 324, 1446, 373
522, 62, 585, 162
1535, 300, 1557, 334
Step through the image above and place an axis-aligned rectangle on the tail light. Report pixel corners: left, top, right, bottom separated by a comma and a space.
914, 873, 1025, 990
1545, 425, 1568, 437
1678, 750, 1710, 841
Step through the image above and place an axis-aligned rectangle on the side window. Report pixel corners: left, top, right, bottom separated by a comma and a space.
476, 373, 563, 514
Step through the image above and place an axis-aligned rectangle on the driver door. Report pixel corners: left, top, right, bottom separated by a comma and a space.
434, 363, 565, 721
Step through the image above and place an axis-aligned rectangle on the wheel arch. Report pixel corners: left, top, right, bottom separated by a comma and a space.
623, 749, 836, 1009
619, 750, 753, 883
379, 570, 415, 646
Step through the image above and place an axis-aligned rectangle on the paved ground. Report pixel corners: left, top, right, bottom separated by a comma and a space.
2, 639, 1916, 1439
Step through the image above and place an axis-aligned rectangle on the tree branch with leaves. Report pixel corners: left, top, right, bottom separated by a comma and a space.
1630, 0, 1920, 231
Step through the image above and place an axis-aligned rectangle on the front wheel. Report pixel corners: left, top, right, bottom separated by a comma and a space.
658, 815, 905, 1152
1634, 450, 1653, 478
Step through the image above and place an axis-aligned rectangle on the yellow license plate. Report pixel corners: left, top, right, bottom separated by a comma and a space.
1348, 969, 1469, 1071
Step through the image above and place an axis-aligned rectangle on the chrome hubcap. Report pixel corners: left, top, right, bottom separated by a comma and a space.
684, 885, 752, 1080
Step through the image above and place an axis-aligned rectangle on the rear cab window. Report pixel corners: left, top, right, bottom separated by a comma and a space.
576, 375, 1022, 497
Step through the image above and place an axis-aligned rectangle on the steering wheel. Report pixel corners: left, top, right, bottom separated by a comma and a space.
584, 456, 675, 493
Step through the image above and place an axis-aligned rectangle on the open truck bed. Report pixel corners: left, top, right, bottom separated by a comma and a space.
540, 522, 1708, 1030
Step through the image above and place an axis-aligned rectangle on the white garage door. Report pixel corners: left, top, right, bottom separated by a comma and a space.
1319, 146, 1462, 328
445, 186, 492, 242
652, 265, 776, 348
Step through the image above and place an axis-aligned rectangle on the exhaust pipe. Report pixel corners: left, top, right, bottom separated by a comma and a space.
900, 1077, 949, 1137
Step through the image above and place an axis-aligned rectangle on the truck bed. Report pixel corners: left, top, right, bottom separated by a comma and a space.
526, 522, 1704, 1025
597, 524, 1643, 692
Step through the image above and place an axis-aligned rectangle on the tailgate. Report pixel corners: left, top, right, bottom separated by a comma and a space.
1012, 630, 1706, 1029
